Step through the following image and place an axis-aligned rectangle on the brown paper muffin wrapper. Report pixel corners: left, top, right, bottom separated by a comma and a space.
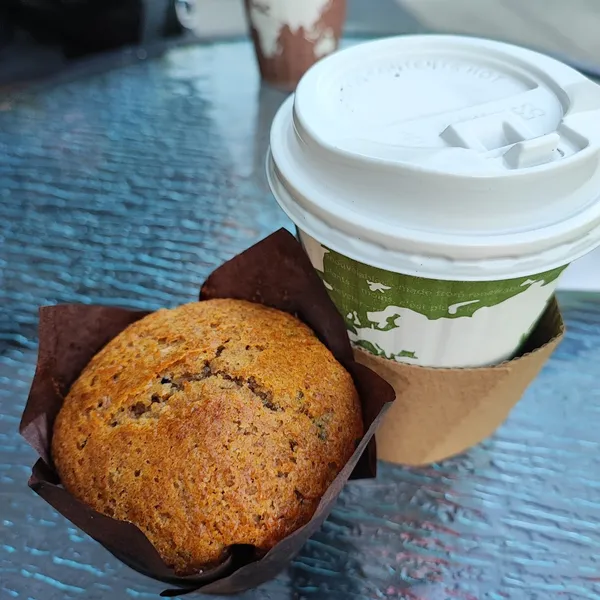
244, 0, 346, 91
355, 297, 564, 466
19, 229, 395, 596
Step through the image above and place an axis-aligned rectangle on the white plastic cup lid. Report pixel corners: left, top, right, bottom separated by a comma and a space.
267, 35, 600, 280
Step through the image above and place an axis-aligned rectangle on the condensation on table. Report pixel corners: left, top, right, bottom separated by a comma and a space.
1, 41, 600, 600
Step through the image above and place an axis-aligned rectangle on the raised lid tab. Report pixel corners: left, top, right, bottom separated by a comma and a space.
295, 36, 600, 175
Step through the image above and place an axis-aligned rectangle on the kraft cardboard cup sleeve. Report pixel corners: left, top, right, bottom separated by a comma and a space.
267, 35, 600, 461
355, 297, 565, 465
19, 229, 395, 595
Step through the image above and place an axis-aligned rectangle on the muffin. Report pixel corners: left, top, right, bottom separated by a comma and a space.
52, 299, 363, 575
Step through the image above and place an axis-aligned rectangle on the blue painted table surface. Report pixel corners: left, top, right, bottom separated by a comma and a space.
1, 39, 600, 600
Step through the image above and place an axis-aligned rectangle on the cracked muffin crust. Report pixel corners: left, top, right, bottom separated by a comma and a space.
52, 299, 363, 574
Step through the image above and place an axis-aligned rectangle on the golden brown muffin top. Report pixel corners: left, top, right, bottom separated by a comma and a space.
52, 299, 363, 574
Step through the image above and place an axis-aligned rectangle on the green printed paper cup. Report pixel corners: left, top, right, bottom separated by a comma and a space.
300, 231, 566, 367
267, 36, 600, 367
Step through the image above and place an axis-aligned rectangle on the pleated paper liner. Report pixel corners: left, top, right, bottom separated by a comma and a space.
19, 229, 395, 596
356, 297, 564, 466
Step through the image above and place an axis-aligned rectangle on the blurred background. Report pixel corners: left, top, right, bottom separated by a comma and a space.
1, 0, 600, 87
3, 0, 597, 288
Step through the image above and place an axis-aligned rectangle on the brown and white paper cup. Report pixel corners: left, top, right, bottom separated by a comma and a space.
245, 0, 346, 90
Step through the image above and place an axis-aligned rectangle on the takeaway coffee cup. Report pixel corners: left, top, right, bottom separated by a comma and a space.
267, 35, 600, 367
244, 0, 346, 91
